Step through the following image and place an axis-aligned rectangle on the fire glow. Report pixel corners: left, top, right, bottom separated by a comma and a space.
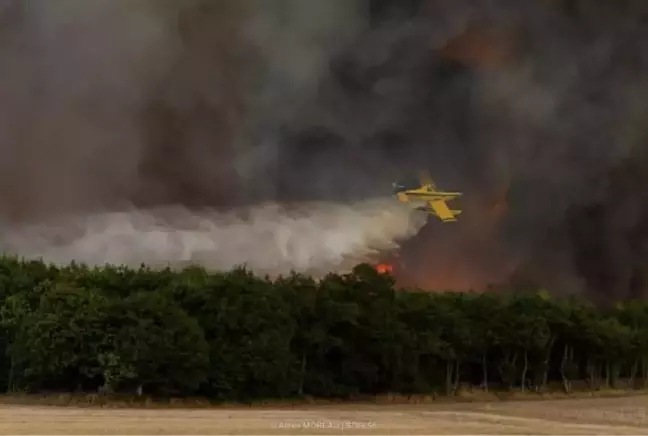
375, 263, 394, 274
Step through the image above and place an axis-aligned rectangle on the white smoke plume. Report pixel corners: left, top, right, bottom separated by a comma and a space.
0, 199, 426, 277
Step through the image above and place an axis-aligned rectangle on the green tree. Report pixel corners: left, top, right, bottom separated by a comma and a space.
101, 291, 209, 395
8, 283, 109, 392
172, 267, 297, 400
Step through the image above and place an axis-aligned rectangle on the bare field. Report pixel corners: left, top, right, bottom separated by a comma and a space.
3, 395, 648, 434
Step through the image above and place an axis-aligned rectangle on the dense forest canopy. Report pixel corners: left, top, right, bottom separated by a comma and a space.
1, 257, 648, 400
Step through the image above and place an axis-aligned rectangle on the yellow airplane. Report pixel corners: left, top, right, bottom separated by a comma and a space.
393, 172, 462, 222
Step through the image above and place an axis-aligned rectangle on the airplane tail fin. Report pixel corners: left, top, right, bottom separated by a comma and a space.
418, 171, 436, 190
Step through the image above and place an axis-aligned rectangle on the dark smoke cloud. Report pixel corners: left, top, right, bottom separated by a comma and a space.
0, 0, 183, 220
0, 0, 424, 276
2, 0, 648, 299
272, 0, 648, 297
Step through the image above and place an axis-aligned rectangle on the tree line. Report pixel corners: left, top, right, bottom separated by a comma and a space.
0, 256, 647, 401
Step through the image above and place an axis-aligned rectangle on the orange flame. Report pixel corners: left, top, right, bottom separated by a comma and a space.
376, 263, 394, 274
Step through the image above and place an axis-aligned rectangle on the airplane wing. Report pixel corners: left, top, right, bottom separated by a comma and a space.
407, 191, 460, 201
429, 199, 455, 221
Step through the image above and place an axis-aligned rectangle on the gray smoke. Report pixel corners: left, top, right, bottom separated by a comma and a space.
0, 200, 426, 276
0, 0, 184, 219
0, 0, 367, 216
236, 0, 366, 187
0, 0, 426, 275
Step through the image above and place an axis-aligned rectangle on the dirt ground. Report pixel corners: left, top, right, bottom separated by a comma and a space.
3, 395, 648, 434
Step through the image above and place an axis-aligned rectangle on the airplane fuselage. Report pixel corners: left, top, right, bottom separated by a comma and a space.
393, 182, 462, 222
